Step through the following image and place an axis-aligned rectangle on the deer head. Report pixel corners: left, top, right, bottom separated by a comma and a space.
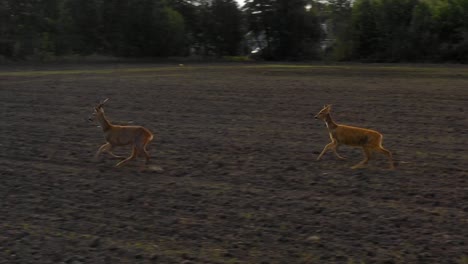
88, 98, 109, 122
314, 104, 332, 120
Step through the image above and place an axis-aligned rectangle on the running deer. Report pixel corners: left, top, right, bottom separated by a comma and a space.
314, 105, 394, 169
89, 99, 154, 167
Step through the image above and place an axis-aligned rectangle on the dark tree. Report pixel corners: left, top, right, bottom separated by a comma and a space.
100, 0, 185, 57
63, 0, 103, 55
207, 0, 243, 56
0, 0, 467, 62
273, 0, 321, 59
245, 0, 321, 60
245, 0, 276, 58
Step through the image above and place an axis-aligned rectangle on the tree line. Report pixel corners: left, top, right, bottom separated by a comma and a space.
1, 0, 467, 62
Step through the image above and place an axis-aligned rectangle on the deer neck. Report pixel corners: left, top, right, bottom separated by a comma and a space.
324, 113, 338, 130
97, 113, 112, 132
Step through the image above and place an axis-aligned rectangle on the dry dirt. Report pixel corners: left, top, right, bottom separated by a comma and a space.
0, 63, 467, 263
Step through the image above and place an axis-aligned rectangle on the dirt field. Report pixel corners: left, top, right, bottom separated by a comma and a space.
0, 63, 467, 264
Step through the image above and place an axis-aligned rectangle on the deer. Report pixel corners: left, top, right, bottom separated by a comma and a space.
314, 105, 394, 169
89, 99, 154, 167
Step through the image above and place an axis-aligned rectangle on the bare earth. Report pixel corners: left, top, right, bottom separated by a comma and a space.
0, 63, 467, 263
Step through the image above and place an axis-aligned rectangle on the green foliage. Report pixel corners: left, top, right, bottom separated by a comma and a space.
222, 55, 252, 62
245, 0, 322, 60
100, 0, 186, 57
1, 0, 189, 59
0, 0, 467, 62
0, 0, 60, 58
63, 0, 103, 55
334, 0, 468, 62
198, 0, 244, 56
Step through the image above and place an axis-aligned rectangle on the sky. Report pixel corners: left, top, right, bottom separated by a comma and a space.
235, 0, 331, 6
236, 0, 245, 7
235, 0, 330, 8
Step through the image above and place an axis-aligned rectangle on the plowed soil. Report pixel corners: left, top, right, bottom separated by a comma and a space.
0, 63, 467, 264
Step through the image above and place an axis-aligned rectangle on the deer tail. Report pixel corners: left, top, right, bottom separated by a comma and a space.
142, 127, 154, 142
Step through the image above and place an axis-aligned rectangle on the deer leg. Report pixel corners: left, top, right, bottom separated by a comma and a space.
115, 147, 137, 167
332, 144, 346, 160
105, 145, 123, 159
135, 138, 151, 165
351, 147, 371, 169
377, 146, 395, 169
140, 147, 150, 165
108, 151, 123, 159
317, 142, 335, 161
94, 143, 110, 160
134, 148, 151, 170
143, 139, 152, 164
95, 143, 123, 159
132, 146, 149, 170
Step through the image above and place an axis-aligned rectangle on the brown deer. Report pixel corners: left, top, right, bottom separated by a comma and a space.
89, 99, 154, 167
315, 105, 394, 169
